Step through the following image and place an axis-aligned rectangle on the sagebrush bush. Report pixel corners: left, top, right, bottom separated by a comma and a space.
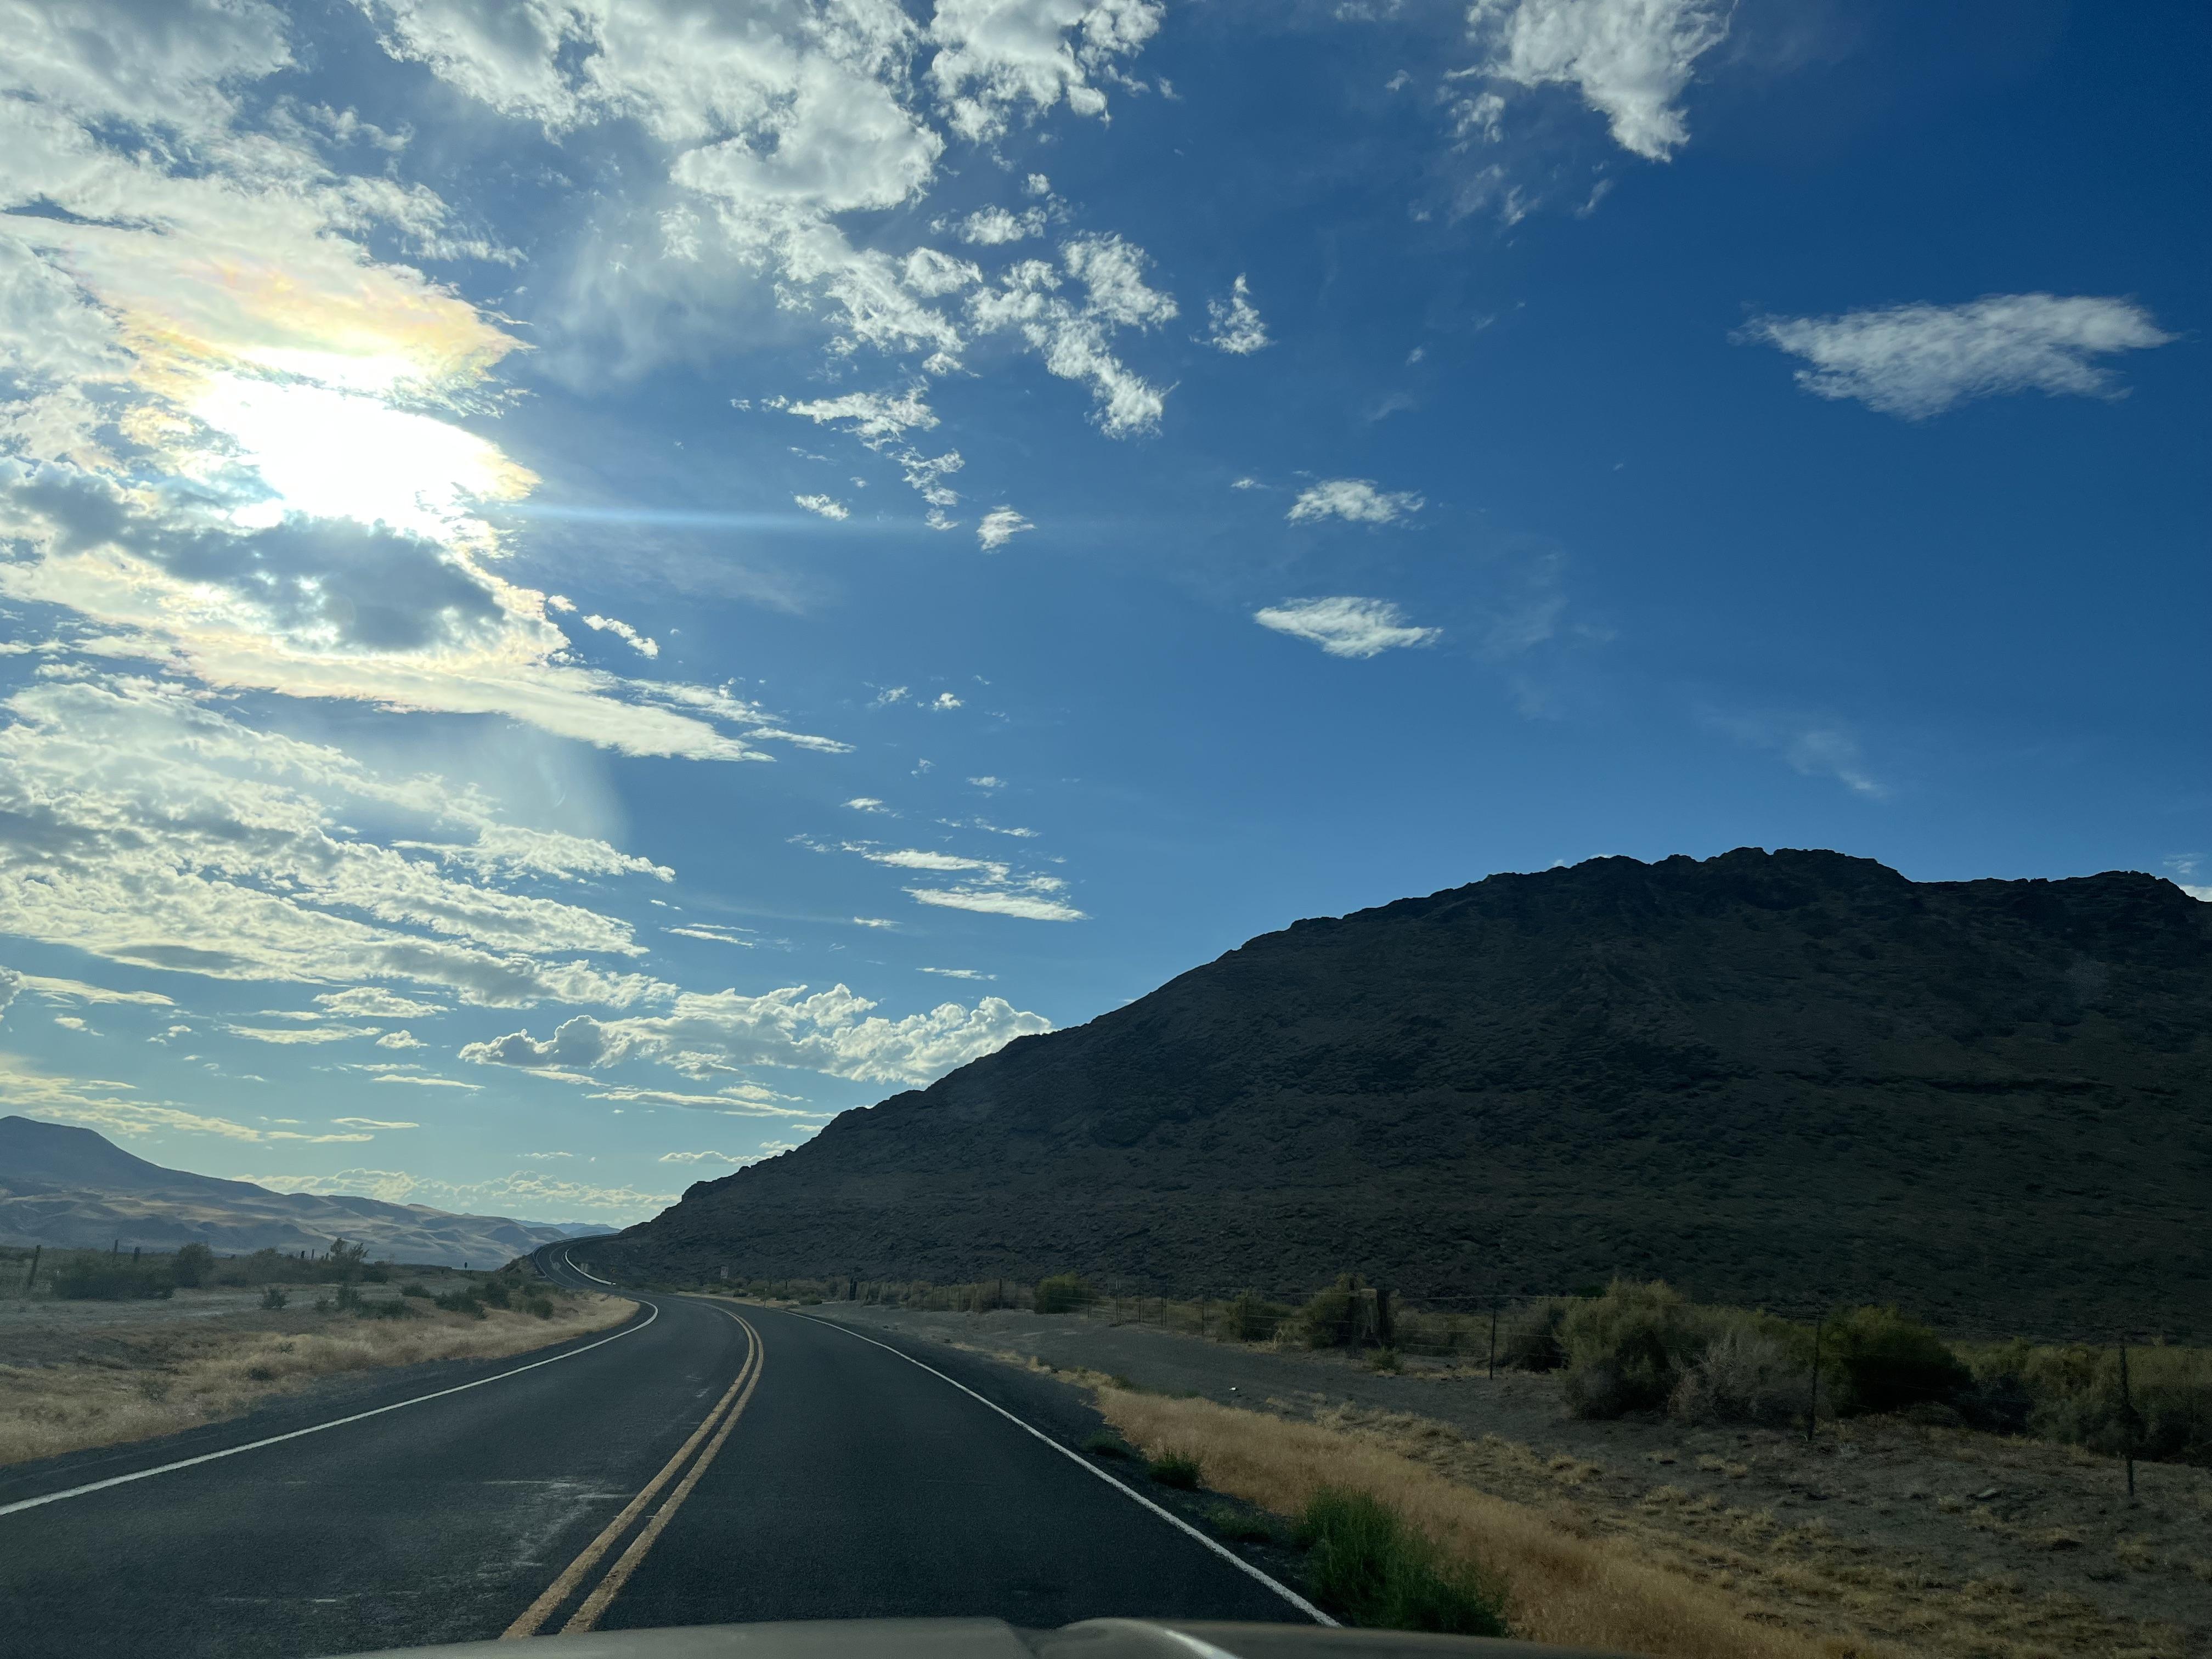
1223, 1291, 1288, 1343
1670, 1328, 1802, 1428
1301, 1276, 1359, 1348
54, 1261, 173, 1301
260, 1285, 289, 1310
2016, 1344, 2212, 1465
171, 1243, 215, 1288
1823, 1305, 1971, 1417
1559, 1281, 1713, 1418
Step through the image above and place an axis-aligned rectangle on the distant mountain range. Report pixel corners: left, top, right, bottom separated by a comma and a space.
0, 1116, 611, 1268
580, 849, 2212, 1339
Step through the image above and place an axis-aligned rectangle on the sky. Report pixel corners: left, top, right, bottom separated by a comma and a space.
0, 0, 2203, 1227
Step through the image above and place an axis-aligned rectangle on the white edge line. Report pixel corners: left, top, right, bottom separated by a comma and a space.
0, 1263, 654, 1521
795, 1312, 1336, 1627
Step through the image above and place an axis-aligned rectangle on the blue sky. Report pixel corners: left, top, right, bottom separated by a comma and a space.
0, 0, 2202, 1224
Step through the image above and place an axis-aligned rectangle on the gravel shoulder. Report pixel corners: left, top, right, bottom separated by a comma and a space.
831, 1302, 2212, 1654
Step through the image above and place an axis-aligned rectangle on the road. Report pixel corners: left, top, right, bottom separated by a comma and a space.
0, 1248, 1318, 1656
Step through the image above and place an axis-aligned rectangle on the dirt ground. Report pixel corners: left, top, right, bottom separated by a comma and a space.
830, 1304, 2212, 1655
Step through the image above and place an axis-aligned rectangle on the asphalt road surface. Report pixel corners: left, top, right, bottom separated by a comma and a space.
0, 1248, 1317, 1657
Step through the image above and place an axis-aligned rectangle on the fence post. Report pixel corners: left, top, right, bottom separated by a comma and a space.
2118, 1341, 2137, 1501
1806, 1317, 1824, 1443
24, 1244, 40, 1295
1488, 1302, 1498, 1379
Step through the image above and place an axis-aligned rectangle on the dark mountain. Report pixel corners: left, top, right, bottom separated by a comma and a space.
582, 850, 2212, 1338
0, 1116, 610, 1267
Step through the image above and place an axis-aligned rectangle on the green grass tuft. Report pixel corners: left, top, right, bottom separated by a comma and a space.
1148, 1451, 1203, 1489
1205, 1503, 1285, 1545
1296, 1486, 1509, 1637
1081, 1432, 1130, 1458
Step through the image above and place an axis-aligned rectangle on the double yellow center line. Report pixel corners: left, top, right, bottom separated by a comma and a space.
504, 1305, 764, 1638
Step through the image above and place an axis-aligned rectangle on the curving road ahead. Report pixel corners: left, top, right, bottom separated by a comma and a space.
0, 1248, 1317, 1657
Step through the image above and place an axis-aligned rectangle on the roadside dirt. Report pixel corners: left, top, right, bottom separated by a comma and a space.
831, 1304, 2212, 1655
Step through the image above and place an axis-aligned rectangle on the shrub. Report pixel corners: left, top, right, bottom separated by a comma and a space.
53, 1260, 173, 1301
434, 1288, 486, 1318
171, 1242, 215, 1289
1296, 1487, 1509, 1637
333, 1281, 365, 1312
399, 1282, 431, 1299
260, 1286, 289, 1310
1301, 1276, 1359, 1349
526, 1296, 555, 1319
355, 1296, 417, 1320
1671, 1328, 1803, 1428
1148, 1451, 1203, 1489
1036, 1273, 1091, 1314
1223, 1291, 1288, 1343
363, 1263, 391, 1284
1824, 1305, 1971, 1417
1206, 1504, 1284, 1545
1499, 1300, 1570, 1372
1082, 1432, 1131, 1459
476, 1277, 511, 1310
1559, 1280, 1710, 1418
2021, 1345, 2212, 1466
1368, 1348, 1401, 1374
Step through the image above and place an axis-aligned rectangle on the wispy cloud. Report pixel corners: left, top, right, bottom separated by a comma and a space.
1739, 295, 2175, 419
1255, 597, 1441, 659
977, 507, 1034, 551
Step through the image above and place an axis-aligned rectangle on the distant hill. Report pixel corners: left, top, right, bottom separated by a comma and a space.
0, 1116, 611, 1268
582, 850, 2212, 1338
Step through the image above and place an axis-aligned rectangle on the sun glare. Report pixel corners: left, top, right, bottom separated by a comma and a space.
190, 374, 537, 541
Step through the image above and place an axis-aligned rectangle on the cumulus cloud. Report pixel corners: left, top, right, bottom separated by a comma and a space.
967, 244, 1176, 437
977, 507, 1034, 550
959, 206, 1045, 245
928, 0, 1164, 142
1255, 597, 1442, 659
1205, 275, 1270, 355
461, 982, 1051, 1088
317, 989, 446, 1019
1737, 295, 2175, 420
1286, 479, 1425, 524
1464, 0, 1731, 161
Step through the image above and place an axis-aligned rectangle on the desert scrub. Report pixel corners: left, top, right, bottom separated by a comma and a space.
1035, 1273, 1092, 1314
1298, 1486, 1509, 1636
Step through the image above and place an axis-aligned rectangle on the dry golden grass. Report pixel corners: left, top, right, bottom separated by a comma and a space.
1096, 1389, 2190, 1659
0, 1294, 630, 1468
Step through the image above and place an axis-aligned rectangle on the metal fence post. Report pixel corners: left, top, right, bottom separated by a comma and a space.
1488, 1302, 1498, 1379
1806, 1317, 1824, 1442
2118, 1340, 2137, 1501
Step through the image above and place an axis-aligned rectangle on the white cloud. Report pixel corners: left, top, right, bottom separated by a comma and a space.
1708, 712, 1887, 799
0, 677, 672, 1006
580, 613, 660, 658
331, 1117, 419, 1130
967, 249, 1175, 437
959, 206, 1045, 245
664, 925, 755, 946
657, 1147, 764, 1164
1255, 597, 1442, 659
906, 887, 1085, 922
928, 691, 964, 710
1464, 0, 1731, 161
226, 1022, 380, 1045
918, 966, 994, 980
461, 983, 1052, 1087
317, 988, 446, 1019
865, 849, 998, 873
9, 973, 176, 1008
240, 1165, 676, 1221
775, 387, 939, 443
845, 797, 891, 812
851, 917, 898, 928
977, 506, 1034, 551
373, 1071, 483, 1090
968, 776, 1006, 789
1205, 274, 1270, 355
794, 493, 851, 520
1287, 479, 1425, 524
376, 1030, 426, 1049
928, 0, 1164, 142
53, 1015, 89, 1032
1739, 295, 2175, 420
